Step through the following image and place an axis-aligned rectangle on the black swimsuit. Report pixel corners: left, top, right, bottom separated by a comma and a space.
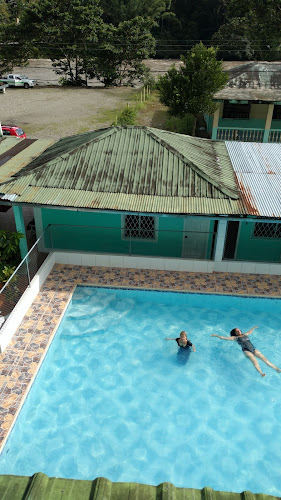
237, 335, 256, 354
176, 338, 193, 349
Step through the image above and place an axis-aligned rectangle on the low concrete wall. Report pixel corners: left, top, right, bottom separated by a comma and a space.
0, 253, 55, 352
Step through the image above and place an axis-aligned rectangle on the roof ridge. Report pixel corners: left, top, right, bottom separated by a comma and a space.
146, 128, 239, 199
13, 127, 118, 179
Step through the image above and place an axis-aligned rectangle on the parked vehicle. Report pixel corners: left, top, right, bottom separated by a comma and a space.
1, 125, 26, 139
0, 74, 35, 89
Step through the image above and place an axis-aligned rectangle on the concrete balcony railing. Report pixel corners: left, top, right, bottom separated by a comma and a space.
216, 128, 264, 142
215, 127, 281, 143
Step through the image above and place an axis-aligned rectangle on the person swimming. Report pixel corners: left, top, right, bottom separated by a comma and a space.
166, 331, 196, 364
211, 326, 281, 377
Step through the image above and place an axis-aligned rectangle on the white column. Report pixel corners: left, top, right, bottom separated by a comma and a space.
214, 219, 227, 261
263, 103, 274, 142
211, 105, 220, 140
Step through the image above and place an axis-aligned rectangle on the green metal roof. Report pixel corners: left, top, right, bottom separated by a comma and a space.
0, 473, 279, 500
0, 127, 245, 215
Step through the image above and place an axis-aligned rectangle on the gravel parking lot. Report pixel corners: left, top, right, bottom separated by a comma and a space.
1, 85, 141, 140
0, 59, 180, 141
1, 59, 240, 141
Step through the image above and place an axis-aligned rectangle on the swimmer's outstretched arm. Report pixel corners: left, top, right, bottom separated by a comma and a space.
244, 326, 258, 336
165, 338, 177, 340
211, 335, 237, 341
192, 345, 196, 352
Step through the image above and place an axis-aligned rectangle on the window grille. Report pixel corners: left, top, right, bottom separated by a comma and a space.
222, 101, 250, 119
124, 215, 155, 240
253, 222, 281, 239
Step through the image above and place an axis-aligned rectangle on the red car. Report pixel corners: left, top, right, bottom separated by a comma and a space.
1, 125, 26, 139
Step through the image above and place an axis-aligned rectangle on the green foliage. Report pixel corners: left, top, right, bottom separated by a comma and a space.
0, 229, 24, 264
0, 0, 10, 22
157, 42, 228, 134
100, 0, 171, 24
113, 107, 137, 126
212, 0, 281, 60
165, 114, 194, 135
153, 0, 222, 58
0, 21, 31, 74
20, 0, 104, 85
89, 17, 156, 86
0, 265, 16, 284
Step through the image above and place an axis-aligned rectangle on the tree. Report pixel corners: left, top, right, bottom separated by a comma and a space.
89, 17, 156, 86
20, 0, 104, 85
212, 0, 281, 60
157, 42, 228, 135
99, 0, 171, 25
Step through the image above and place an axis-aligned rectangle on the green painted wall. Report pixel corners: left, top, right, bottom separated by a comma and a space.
218, 118, 266, 129
41, 209, 184, 258
271, 120, 281, 130
236, 222, 281, 262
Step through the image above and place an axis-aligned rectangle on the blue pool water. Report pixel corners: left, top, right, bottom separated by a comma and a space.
1, 286, 281, 494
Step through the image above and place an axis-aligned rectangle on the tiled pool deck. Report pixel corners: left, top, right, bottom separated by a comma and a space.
0, 263, 280, 448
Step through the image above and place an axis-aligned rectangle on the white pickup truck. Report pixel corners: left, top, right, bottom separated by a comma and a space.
0, 74, 35, 89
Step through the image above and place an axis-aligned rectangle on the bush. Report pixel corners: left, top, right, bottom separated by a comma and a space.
113, 107, 137, 126
165, 114, 194, 135
0, 230, 24, 270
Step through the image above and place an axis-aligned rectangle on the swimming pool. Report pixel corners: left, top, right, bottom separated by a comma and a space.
0, 286, 281, 494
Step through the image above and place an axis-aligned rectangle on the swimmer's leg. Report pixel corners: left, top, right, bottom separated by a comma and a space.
244, 351, 265, 377
254, 350, 281, 373
177, 348, 190, 365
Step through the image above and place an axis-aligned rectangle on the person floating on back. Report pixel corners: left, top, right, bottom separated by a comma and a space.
211, 326, 281, 377
166, 331, 196, 364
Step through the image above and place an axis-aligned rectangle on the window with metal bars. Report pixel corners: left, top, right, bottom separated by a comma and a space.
124, 214, 155, 240
253, 222, 281, 239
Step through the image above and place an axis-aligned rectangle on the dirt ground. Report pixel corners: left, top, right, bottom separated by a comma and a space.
0, 58, 243, 141
1, 85, 144, 140
0, 59, 178, 140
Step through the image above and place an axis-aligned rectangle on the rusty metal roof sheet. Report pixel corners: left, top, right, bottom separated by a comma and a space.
225, 141, 281, 217
0, 127, 242, 215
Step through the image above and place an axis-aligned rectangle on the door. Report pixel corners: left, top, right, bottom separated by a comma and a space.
181, 217, 210, 259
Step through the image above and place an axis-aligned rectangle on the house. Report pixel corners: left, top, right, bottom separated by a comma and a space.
205, 62, 281, 143
0, 126, 280, 274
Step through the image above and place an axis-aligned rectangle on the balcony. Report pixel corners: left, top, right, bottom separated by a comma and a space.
216, 128, 281, 143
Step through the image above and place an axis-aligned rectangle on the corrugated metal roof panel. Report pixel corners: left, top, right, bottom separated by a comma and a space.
0, 137, 20, 154
8, 127, 238, 199
0, 139, 54, 183
0, 127, 243, 215
0, 473, 277, 500
0, 183, 246, 215
226, 142, 281, 217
